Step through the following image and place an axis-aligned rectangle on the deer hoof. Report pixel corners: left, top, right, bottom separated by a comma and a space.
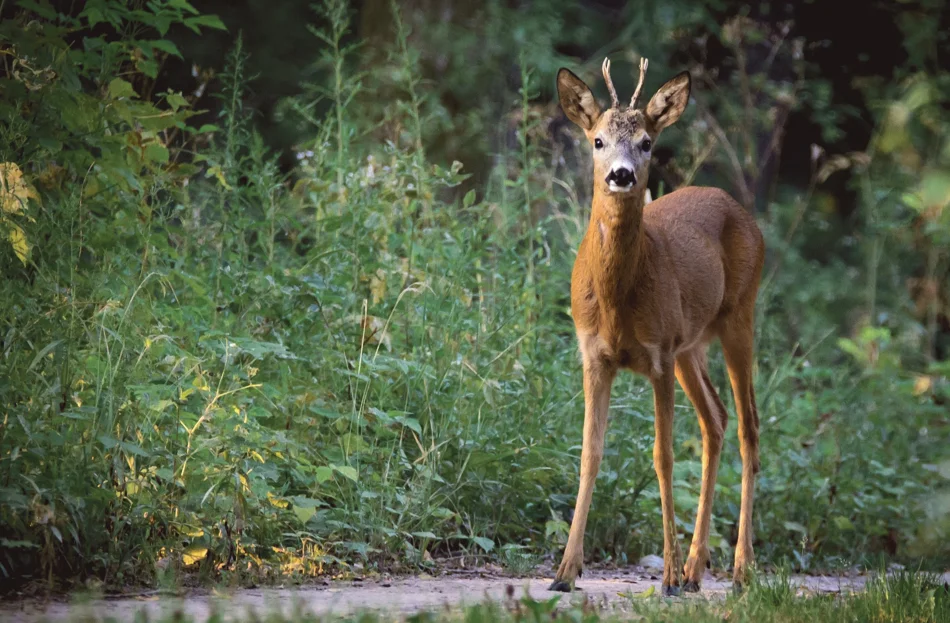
683, 581, 701, 593
548, 579, 574, 592
663, 584, 682, 597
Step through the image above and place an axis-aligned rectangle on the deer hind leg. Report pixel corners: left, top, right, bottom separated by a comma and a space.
674, 347, 727, 592
720, 309, 760, 588
651, 359, 683, 596
549, 350, 616, 592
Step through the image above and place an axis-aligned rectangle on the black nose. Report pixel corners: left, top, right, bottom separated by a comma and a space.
606, 167, 635, 187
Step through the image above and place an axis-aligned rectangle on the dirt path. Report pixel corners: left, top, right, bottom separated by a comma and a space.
0, 568, 926, 622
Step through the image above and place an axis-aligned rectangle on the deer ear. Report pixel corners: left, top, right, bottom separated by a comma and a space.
557, 68, 601, 132
645, 71, 691, 132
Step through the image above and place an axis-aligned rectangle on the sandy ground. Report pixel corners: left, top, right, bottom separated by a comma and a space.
2, 565, 922, 623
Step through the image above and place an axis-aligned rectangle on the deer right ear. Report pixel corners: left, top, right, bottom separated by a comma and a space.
557, 68, 601, 132
645, 71, 691, 133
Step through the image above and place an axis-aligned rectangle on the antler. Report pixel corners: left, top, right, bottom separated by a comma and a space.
630, 57, 649, 109
601, 57, 620, 109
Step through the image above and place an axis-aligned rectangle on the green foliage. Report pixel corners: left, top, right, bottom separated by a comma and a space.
0, 0, 948, 594
0, 0, 225, 269
619, 570, 950, 623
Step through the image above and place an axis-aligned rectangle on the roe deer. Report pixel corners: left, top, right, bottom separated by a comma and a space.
549, 58, 765, 595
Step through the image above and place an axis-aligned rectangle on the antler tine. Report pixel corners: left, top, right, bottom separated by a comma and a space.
630, 57, 649, 109
602, 57, 620, 109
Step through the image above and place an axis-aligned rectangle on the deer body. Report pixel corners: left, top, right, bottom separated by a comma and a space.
550, 60, 764, 595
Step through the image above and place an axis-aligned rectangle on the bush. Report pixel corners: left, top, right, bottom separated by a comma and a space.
0, 0, 947, 592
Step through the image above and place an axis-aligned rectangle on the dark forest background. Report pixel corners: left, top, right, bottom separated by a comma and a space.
0, 0, 948, 592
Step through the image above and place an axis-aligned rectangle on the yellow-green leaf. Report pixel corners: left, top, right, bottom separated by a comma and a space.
267, 491, 288, 508
182, 546, 207, 566
293, 505, 316, 524
634, 585, 655, 599
1, 162, 39, 215
9, 224, 29, 265
206, 165, 232, 190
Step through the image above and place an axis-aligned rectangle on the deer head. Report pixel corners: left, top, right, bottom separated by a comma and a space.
556, 58, 691, 196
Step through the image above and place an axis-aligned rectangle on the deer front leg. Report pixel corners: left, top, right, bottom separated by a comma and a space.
652, 363, 683, 596
549, 354, 616, 592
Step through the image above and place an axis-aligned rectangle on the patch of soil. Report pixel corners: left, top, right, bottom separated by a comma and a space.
0, 566, 935, 622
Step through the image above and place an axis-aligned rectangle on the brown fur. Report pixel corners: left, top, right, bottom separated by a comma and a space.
551, 62, 765, 594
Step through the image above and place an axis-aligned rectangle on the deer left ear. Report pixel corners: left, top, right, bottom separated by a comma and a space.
557, 68, 602, 132
645, 71, 691, 133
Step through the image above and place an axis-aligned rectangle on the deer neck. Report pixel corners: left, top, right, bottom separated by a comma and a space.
587, 188, 648, 310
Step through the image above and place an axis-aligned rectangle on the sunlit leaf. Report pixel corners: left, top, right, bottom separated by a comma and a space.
8, 225, 29, 264
183, 546, 207, 566
913, 375, 932, 396
293, 505, 316, 524
633, 585, 655, 599
206, 165, 232, 190
332, 464, 358, 482
1, 162, 39, 215
267, 491, 289, 508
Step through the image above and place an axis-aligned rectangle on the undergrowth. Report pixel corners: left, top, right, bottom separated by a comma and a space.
0, 0, 947, 593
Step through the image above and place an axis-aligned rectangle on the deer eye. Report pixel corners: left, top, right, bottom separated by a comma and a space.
594, 138, 604, 149
641, 139, 652, 152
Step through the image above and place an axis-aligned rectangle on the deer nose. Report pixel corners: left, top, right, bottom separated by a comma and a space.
606, 167, 635, 187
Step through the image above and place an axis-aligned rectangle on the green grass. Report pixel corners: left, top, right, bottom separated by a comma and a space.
1, 0, 948, 595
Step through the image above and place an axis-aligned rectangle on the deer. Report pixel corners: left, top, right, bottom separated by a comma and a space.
548, 57, 765, 596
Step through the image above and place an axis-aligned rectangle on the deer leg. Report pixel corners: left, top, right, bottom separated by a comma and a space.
549, 354, 616, 592
674, 349, 727, 592
721, 315, 759, 589
651, 361, 682, 595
